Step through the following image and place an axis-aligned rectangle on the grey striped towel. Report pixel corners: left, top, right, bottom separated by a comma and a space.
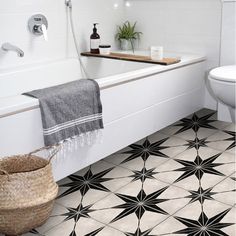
23, 79, 103, 146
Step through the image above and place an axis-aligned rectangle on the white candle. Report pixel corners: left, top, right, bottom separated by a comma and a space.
150, 46, 164, 61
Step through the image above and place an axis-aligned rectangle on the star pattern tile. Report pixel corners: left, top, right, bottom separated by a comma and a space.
175, 112, 217, 134
174, 208, 234, 236
121, 138, 169, 163
185, 137, 209, 150
62, 204, 93, 223
130, 167, 158, 183
22, 109, 235, 236
111, 187, 168, 223
186, 187, 215, 204
174, 154, 225, 182
58, 167, 114, 198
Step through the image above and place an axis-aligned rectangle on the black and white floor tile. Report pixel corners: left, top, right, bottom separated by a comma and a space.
16, 109, 236, 236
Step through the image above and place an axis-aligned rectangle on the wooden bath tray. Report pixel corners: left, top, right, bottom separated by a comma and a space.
81, 52, 181, 65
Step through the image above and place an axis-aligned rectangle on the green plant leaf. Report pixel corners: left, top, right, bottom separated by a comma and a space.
115, 21, 142, 42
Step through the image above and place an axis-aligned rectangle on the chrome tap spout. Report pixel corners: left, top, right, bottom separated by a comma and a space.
1, 43, 24, 57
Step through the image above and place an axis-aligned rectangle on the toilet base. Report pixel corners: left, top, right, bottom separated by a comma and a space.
218, 102, 235, 123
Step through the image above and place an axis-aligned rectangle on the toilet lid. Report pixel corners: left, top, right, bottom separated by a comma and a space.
210, 65, 236, 83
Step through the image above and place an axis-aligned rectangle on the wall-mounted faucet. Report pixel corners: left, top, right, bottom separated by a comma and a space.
1, 43, 24, 57
28, 14, 48, 41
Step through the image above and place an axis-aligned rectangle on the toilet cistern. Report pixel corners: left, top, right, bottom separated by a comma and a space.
1, 43, 24, 57
28, 14, 48, 41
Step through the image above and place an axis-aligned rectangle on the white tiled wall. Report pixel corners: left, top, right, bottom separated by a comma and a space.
0, 0, 125, 70
220, 1, 236, 65
125, 0, 222, 70
124, 0, 223, 109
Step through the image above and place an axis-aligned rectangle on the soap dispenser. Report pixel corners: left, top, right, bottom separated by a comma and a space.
90, 23, 100, 54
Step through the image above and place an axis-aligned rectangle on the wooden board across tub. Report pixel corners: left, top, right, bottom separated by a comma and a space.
81, 52, 181, 66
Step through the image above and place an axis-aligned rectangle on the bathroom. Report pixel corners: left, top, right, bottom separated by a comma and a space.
0, 0, 235, 235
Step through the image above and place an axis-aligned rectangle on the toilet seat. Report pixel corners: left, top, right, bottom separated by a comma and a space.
209, 65, 236, 83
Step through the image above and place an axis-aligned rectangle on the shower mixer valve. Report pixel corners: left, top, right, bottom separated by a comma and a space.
28, 14, 48, 41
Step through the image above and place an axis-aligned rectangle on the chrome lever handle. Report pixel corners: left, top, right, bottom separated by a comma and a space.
41, 24, 48, 41
33, 24, 48, 41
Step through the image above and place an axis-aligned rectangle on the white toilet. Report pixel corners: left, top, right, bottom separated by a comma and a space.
208, 65, 236, 123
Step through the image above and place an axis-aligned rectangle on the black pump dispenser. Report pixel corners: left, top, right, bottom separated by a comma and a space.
90, 23, 100, 54
93, 23, 98, 34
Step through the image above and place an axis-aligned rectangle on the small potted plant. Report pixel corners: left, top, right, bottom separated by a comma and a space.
116, 21, 142, 52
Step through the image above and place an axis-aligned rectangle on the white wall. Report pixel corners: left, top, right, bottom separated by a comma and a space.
220, 0, 236, 65
0, 0, 125, 70
124, 0, 223, 110
125, 0, 222, 70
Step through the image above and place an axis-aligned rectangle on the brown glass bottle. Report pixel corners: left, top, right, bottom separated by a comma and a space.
90, 23, 100, 54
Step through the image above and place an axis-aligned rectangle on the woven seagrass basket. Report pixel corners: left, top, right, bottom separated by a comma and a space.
0, 146, 60, 236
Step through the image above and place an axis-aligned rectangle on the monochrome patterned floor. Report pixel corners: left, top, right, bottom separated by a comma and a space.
21, 109, 236, 235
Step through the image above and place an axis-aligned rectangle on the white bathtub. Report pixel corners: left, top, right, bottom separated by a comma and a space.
0, 53, 206, 180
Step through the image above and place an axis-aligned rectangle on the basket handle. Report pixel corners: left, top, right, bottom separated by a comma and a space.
0, 169, 10, 180
0, 145, 61, 180
28, 144, 61, 163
